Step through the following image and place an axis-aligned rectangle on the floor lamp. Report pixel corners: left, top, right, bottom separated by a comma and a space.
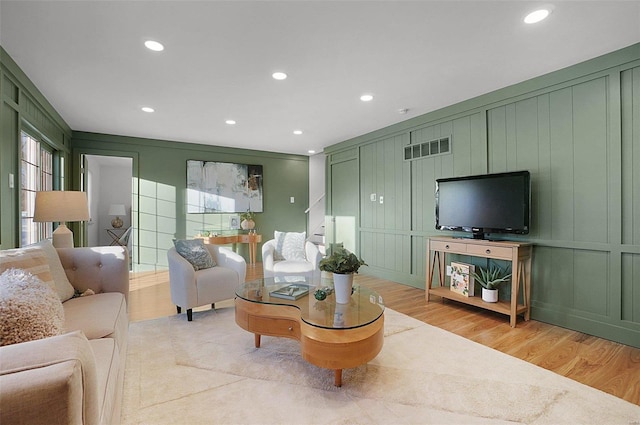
33, 191, 90, 248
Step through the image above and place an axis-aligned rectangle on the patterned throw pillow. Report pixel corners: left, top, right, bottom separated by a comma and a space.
173, 239, 216, 271
273, 231, 306, 261
0, 268, 65, 346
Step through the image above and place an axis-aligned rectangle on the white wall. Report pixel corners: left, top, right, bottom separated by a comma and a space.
308, 153, 326, 242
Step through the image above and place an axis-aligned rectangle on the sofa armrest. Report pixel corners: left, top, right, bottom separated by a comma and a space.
57, 246, 130, 305
209, 246, 247, 284
305, 241, 322, 270
262, 240, 276, 275
0, 331, 100, 425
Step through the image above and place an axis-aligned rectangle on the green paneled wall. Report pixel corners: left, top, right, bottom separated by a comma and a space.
325, 43, 640, 348
0, 47, 73, 249
72, 132, 309, 271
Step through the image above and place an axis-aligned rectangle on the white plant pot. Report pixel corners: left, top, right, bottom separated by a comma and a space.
240, 219, 255, 230
333, 273, 354, 304
482, 288, 498, 303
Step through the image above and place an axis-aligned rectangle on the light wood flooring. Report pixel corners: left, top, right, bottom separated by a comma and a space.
129, 264, 640, 406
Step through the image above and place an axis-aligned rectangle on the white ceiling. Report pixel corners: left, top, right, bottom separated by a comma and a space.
1, 1, 639, 156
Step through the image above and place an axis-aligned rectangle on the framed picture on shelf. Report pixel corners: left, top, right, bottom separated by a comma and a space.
450, 261, 475, 297
229, 215, 240, 230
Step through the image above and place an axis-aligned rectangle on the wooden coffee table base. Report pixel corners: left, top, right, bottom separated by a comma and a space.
235, 298, 384, 387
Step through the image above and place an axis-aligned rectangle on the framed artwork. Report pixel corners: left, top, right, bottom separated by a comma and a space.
450, 262, 475, 297
186, 160, 263, 213
229, 215, 240, 230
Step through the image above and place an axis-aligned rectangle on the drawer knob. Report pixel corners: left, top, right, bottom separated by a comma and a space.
288, 327, 293, 331
486, 249, 491, 254
445, 245, 450, 249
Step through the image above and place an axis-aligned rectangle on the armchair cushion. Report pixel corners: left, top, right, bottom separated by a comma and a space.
173, 239, 216, 270
273, 231, 306, 261
0, 268, 64, 346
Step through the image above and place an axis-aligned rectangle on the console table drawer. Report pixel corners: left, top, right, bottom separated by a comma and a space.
466, 244, 512, 259
430, 240, 467, 253
248, 315, 300, 338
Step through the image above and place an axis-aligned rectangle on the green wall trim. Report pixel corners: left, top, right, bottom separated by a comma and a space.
73, 131, 308, 163
1, 47, 72, 142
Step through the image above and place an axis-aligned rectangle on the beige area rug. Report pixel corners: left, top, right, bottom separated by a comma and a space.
122, 302, 640, 424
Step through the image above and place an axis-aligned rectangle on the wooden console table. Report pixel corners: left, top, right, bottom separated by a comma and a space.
426, 236, 532, 327
196, 234, 262, 266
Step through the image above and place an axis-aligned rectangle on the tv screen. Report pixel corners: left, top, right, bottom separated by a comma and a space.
435, 171, 530, 239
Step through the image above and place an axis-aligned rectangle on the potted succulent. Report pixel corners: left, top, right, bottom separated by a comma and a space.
240, 211, 255, 230
473, 264, 511, 303
319, 248, 367, 304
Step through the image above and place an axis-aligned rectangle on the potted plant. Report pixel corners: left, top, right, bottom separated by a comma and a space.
319, 248, 367, 303
473, 264, 511, 303
240, 211, 255, 230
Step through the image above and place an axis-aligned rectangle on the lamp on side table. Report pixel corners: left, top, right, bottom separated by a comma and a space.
33, 191, 90, 248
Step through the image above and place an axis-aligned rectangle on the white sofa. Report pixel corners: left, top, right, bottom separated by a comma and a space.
0, 244, 129, 425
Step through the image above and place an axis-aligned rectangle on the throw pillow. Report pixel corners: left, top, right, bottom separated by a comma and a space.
0, 268, 65, 346
273, 231, 306, 261
31, 239, 76, 302
0, 247, 56, 293
174, 239, 216, 271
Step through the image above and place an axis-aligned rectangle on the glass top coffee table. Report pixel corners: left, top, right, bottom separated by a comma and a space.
235, 276, 385, 386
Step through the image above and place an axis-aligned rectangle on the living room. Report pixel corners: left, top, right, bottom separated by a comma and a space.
1, 1, 640, 423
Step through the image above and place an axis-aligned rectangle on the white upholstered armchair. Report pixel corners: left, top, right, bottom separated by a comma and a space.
167, 244, 246, 321
262, 232, 322, 279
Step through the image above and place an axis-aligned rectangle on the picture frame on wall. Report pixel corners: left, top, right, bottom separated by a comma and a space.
186, 160, 263, 213
229, 215, 240, 230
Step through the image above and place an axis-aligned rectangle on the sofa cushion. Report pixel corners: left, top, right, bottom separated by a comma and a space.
0, 268, 65, 346
64, 292, 128, 346
0, 246, 56, 293
174, 239, 216, 270
272, 260, 315, 275
273, 231, 306, 261
32, 239, 76, 301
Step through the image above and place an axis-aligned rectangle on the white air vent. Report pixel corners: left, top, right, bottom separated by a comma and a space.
404, 135, 451, 161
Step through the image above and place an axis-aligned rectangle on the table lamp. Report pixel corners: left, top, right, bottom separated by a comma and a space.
108, 204, 126, 228
34, 191, 90, 248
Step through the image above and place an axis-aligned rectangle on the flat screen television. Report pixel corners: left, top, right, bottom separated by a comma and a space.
435, 170, 531, 239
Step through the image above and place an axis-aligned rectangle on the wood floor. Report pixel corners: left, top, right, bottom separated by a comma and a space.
129, 264, 640, 406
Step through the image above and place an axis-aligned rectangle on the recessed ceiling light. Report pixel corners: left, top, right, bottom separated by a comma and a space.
144, 40, 164, 51
293, 130, 303, 135
524, 9, 550, 24
225, 119, 236, 125
272, 72, 287, 80
360, 94, 374, 102
308, 150, 316, 154
141, 106, 154, 113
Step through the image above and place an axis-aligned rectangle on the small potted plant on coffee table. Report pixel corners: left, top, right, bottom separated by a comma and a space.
319, 247, 367, 304
473, 264, 511, 303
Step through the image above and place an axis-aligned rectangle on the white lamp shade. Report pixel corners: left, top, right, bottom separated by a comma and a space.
108, 204, 126, 216
33, 191, 90, 223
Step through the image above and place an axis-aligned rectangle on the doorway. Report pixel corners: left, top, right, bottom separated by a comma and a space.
84, 155, 133, 258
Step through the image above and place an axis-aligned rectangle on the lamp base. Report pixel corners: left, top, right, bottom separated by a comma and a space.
111, 216, 123, 228
52, 224, 74, 248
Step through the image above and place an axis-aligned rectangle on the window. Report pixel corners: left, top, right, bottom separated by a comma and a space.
20, 131, 53, 246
